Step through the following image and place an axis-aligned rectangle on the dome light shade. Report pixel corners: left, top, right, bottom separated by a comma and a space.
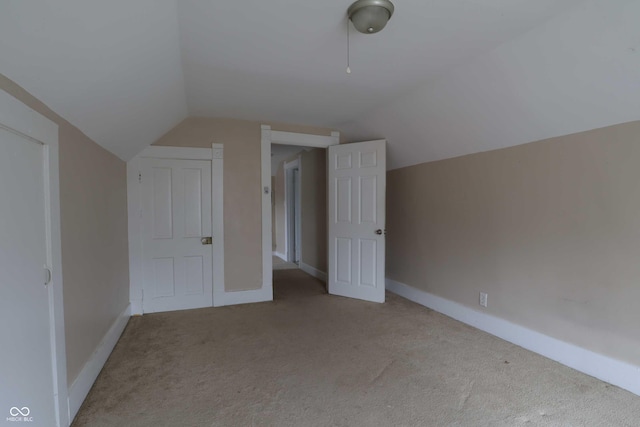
348, 0, 394, 34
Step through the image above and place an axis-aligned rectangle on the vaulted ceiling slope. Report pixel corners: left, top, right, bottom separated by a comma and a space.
0, 1, 187, 160
3, 0, 634, 165
341, 0, 640, 170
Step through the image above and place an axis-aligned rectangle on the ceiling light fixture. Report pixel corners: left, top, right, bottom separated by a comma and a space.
347, 0, 394, 34
345, 0, 394, 74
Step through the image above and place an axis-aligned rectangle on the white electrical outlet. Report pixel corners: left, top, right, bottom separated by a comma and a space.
479, 292, 488, 308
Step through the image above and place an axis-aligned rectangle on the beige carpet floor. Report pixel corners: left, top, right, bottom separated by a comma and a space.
72, 269, 640, 426
272, 255, 298, 270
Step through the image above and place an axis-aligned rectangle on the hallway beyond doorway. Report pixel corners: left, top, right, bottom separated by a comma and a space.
272, 254, 298, 271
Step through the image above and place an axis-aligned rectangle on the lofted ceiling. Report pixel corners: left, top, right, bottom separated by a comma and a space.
3, 0, 637, 167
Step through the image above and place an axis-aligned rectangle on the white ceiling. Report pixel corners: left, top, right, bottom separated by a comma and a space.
177, 0, 583, 126
0, 0, 187, 161
2, 0, 637, 166
341, 0, 640, 169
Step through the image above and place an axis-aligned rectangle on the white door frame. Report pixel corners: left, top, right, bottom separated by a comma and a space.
261, 125, 339, 293
283, 157, 301, 264
0, 90, 69, 426
127, 144, 225, 312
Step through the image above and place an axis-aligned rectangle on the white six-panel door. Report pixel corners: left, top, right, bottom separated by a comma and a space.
141, 158, 213, 313
328, 140, 386, 303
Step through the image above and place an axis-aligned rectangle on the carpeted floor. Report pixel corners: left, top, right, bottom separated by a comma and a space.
72, 269, 640, 426
272, 255, 298, 270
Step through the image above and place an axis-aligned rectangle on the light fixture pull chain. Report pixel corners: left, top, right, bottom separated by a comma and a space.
346, 18, 351, 74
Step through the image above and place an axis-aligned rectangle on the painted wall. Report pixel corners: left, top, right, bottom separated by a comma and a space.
153, 117, 334, 291
0, 74, 130, 385
386, 121, 640, 366
274, 163, 287, 257
300, 149, 327, 273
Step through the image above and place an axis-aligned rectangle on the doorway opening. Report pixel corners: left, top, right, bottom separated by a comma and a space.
261, 126, 387, 304
270, 143, 326, 280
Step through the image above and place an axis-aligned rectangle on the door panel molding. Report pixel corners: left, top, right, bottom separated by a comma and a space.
128, 144, 224, 313
328, 140, 386, 303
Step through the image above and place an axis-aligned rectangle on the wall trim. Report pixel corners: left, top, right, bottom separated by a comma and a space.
260, 125, 274, 302
68, 304, 131, 422
300, 262, 327, 282
271, 130, 340, 148
386, 278, 640, 397
211, 143, 226, 308
138, 146, 212, 160
214, 287, 273, 307
0, 90, 69, 427
273, 251, 287, 261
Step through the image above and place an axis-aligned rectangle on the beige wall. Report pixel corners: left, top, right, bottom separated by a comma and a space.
0, 74, 130, 384
153, 117, 334, 291
387, 121, 640, 365
300, 148, 327, 272
274, 163, 286, 256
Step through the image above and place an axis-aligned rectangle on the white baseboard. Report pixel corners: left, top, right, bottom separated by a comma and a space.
130, 299, 143, 316
386, 278, 640, 397
300, 262, 327, 282
214, 286, 273, 307
273, 251, 287, 261
68, 304, 131, 421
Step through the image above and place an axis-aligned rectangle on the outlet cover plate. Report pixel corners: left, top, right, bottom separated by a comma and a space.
479, 292, 488, 308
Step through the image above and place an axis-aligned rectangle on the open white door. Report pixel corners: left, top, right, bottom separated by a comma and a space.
328, 140, 386, 303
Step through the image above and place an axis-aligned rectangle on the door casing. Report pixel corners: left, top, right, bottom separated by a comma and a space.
127, 144, 225, 312
260, 126, 340, 297
0, 90, 68, 426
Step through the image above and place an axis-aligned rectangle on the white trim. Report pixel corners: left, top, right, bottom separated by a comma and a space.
271, 130, 340, 148
128, 145, 224, 314
127, 156, 143, 315
215, 287, 273, 307
211, 144, 226, 307
138, 145, 212, 160
386, 278, 640, 397
300, 262, 327, 282
0, 90, 69, 427
273, 251, 287, 261
261, 125, 274, 300
68, 304, 131, 422
261, 125, 339, 295
294, 158, 302, 265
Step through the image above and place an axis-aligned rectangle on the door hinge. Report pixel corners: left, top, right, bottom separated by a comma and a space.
138, 172, 142, 183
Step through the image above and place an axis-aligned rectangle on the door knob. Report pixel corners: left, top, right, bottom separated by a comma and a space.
201, 237, 213, 245
375, 229, 383, 235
